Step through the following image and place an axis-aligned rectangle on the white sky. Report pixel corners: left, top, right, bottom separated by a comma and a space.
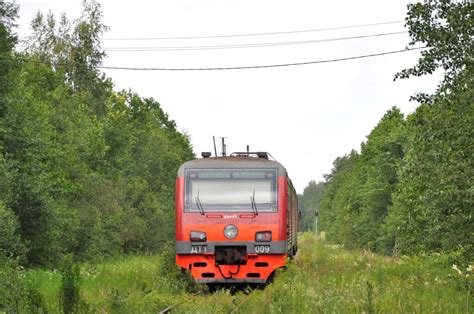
16, 0, 441, 193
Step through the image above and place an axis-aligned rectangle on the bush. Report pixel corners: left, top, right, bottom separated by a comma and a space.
158, 242, 200, 293
0, 203, 27, 261
59, 254, 86, 313
0, 253, 47, 313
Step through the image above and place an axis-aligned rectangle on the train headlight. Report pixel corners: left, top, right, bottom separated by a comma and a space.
190, 231, 207, 242
224, 225, 238, 239
256, 231, 272, 242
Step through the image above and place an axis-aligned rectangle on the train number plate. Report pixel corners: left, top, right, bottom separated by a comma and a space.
190, 245, 207, 254
254, 245, 270, 253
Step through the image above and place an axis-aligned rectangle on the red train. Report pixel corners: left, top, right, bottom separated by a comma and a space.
175, 151, 299, 286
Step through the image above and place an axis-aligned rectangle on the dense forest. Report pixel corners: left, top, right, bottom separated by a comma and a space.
299, 0, 473, 262
0, 0, 194, 271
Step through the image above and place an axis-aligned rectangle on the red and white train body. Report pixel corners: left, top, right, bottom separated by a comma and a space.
175, 153, 298, 284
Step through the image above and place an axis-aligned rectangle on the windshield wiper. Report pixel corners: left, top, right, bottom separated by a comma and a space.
250, 189, 259, 216
195, 190, 205, 215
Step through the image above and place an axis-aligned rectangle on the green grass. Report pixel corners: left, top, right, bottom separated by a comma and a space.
22, 233, 473, 313
25, 254, 187, 313
178, 233, 472, 313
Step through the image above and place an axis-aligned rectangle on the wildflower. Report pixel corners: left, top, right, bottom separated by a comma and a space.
452, 264, 463, 276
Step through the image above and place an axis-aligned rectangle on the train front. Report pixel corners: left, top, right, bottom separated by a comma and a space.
175, 155, 289, 285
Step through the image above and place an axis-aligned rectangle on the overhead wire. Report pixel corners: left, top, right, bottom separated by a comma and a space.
98, 47, 426, 70
4, 46, 426, 71
103, 31, 408, 52
101, 20, 405, 41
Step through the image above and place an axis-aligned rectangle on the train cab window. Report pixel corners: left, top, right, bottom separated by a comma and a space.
184, 169, 278, 212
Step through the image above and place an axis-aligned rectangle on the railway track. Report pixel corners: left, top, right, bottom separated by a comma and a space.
158, 292, 201, 313
158, 304, 177, 314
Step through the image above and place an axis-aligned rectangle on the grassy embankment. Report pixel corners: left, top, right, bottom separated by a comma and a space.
27, 233, 472, 313
25, 252, 186, 313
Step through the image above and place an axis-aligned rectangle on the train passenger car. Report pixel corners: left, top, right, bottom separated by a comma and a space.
175, 151, 298, 285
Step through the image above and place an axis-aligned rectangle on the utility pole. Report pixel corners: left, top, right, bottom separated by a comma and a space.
213, 136, 218, 157
314, 210, 319, 235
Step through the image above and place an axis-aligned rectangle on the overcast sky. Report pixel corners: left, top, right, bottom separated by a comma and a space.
16, 0, 441, 193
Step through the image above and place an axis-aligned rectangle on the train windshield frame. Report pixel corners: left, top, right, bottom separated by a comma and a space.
184, 168, 278, 212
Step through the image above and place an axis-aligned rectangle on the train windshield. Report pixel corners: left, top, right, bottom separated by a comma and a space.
185, 169, 278, 212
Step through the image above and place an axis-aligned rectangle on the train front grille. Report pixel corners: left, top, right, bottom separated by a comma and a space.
215, 246, 247, 265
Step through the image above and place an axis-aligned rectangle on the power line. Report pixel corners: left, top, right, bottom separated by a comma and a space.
101, 20, 405, 41
5, 46, 425, 71
103, 31, 408, 52
99, 47, 425, 70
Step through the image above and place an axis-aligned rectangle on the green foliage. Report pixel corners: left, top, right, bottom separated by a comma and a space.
59, 254, 84, 313
0, 254, 24, 313
364, 281, 375, 314
27, 0, 111, 103
389, 0, 473, 261
395, 0, 473, 103
25, 254, 188, 312
352, 108, 407, 253
0, 253, 48, 313
4, 61, 67, 266
0, 0, 19, 111
158, 243, 201, 293
16, 234, 471, 313
298, 180, 324, 232
318, 150, 359, 244
23, 278, 49, 314
0, 203, 26, 261
0, 1, 194, 268
178, 233, 472, 313
318, 108, 407, 253
314, 0, 473, 261
389, 87, 473, 261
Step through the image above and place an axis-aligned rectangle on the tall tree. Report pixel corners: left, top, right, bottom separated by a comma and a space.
298, 181, 324, 232
318, 108, 406, 253
390, 0, 473, 261
4, 62, 69, 266
394, 0, 473, 103
389, 87, 473, 259
0, 0, 18, 104
1, 0, 195, 267
27, 0, 112, 115
351, 108, 406, 253
0, 0, 26, 262
319, 151, 359, 245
